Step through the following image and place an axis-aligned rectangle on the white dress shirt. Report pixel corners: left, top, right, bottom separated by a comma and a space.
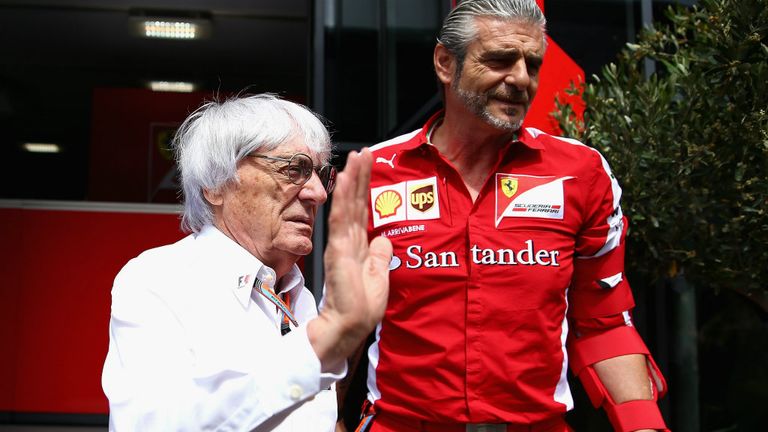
102, 225, 344, 431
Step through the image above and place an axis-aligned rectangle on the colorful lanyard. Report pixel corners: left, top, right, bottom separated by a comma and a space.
254, 278, 298, 335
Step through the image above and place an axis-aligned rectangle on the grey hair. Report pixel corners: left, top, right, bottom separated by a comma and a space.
437, 0, 547, 72
173, 93, 332, 233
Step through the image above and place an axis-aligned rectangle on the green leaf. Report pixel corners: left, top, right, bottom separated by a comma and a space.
553, 0, 768, 297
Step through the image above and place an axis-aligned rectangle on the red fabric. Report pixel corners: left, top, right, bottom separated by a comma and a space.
365, 113, 632, 423
569, 219, 635, 319
606, 399, 669, 432
568, 326, 650, 375
370, 412, 569, 432
571, 313, 632, 338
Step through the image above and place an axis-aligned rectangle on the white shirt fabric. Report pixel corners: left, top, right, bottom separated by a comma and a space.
102, 225, 344, 431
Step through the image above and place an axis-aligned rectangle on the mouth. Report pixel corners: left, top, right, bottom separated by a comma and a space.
285, 216, 314, 228
490, 88, 527, 104
493, 96, 527, 107
491, 97, 529, 117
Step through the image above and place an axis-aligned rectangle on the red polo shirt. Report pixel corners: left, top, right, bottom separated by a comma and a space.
365, 112, 635, 424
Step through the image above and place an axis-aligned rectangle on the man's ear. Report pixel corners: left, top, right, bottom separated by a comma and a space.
434, 43, 457, 86
203, 188, 223, 206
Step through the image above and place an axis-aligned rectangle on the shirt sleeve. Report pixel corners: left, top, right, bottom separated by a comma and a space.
102, 258, 345, 432
568, 150, 635, 325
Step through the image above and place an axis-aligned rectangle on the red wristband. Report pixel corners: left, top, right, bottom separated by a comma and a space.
605, 399, 669, 432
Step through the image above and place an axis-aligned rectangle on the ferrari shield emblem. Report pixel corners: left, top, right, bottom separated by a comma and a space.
500, 177, 518, 198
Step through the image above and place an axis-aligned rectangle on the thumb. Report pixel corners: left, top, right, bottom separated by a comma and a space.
367, 236, 393, 275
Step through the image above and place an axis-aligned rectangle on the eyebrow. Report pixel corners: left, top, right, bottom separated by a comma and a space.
265, 153, 327, 168
480, 48, 519, 58
257, 153, 298, 163
480, 49, 544, 65
268, 153, 294, 160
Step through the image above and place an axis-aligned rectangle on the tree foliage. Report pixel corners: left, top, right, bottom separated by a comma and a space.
555, 0, 768, 298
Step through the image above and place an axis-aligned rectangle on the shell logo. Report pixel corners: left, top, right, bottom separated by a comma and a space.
374, 190, 402, 218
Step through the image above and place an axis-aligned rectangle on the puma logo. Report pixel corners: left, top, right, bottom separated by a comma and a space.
376, 154, 396, 168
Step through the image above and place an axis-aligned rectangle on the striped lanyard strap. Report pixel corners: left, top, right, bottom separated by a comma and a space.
254, 278, 298, 335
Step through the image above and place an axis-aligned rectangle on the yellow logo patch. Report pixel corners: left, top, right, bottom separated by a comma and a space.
374, 190, 402, 218
500, 177, 518, 198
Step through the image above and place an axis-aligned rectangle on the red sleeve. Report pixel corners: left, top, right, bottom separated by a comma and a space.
571, 311, 632, 339
569, 150, 635, 321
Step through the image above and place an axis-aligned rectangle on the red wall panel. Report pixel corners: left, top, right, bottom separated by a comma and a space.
0, 204, 185, 414
0, 208, 24, 411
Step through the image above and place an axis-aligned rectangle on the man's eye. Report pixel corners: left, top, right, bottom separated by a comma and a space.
485, 59, 508, 68
286, 166, 304, 177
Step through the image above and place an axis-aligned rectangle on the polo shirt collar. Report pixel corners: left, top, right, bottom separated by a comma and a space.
411, 110, 545, 153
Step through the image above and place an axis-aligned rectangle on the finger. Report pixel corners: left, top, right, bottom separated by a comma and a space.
328, 151, 358, 229
353, 148, 373, 228
340, 148, 365, 226
355, 148, 372, 202
350, 150, 369, 234
326, 181, 349, 248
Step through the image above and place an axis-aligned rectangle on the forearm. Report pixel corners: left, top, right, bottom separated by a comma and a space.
592, 354, 659, 432
593, 353, 653, 403
568, 324, 668, 432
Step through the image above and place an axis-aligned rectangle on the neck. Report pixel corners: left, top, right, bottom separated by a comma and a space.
431, 108, 515, 199
213, 219, 294, 280
263, 259, 293, 281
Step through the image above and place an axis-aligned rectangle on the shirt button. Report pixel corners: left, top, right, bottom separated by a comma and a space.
289, 385, 303, 401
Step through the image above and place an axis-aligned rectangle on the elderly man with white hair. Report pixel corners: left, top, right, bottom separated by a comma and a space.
102, 93, 391, 431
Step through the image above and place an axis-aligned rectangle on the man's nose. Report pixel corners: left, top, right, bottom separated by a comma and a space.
298, 171, 328, 204
504, 59, 531, 91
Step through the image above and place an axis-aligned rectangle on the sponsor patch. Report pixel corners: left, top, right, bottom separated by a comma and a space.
372, 183, 406, 227
372, 177, 440, 228
407, 177, 440, 221
495, 174, 574, 227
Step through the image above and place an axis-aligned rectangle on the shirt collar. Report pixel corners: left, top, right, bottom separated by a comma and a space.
195, 225, 306, 309
517, 125, 546, 150
411, 110, 545, 153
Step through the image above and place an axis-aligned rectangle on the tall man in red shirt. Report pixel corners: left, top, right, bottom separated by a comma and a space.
357, 1, 668, 431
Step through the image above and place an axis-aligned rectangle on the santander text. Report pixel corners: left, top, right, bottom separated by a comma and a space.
471, 240, 560, 266
404, 240, 560, 269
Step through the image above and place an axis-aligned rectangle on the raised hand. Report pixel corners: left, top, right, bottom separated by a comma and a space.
308, 149, 392, 368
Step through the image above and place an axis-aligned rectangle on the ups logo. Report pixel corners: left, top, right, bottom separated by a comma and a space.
410, 185, 434, 212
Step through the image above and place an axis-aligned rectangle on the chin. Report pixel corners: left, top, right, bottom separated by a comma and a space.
283, 238, 314, 257
482, 112, 523, 132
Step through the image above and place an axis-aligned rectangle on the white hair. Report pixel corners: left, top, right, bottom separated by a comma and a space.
173, 93, 332, 233
438, 0, 547, 72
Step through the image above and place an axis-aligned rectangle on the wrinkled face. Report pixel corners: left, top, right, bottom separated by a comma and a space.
452, 17, 545, 131
208, 134, 328, 270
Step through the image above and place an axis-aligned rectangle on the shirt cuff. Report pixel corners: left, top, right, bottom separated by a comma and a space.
261, 324, 346, 414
